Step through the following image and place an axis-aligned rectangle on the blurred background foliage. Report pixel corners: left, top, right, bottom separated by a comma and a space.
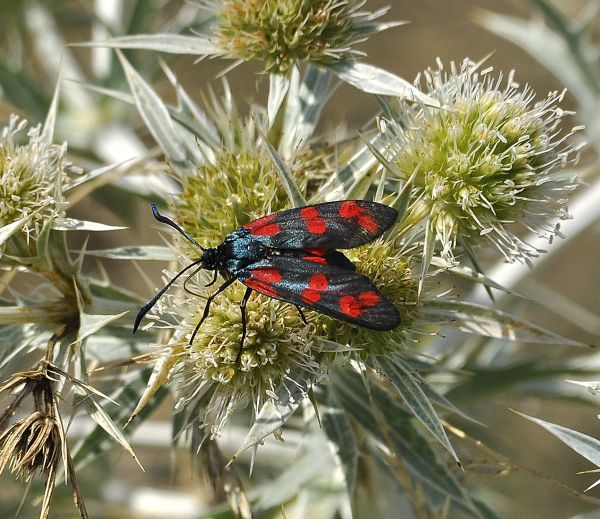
1, 1, 600, 518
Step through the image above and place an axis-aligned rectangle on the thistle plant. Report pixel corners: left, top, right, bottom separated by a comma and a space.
1, 2, 598, 519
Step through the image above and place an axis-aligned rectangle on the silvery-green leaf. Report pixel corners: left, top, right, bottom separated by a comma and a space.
315, 387, 358, 498
399, 359, 480, 425
430, 257, 523, 297
313, 338, 361, 353
231, 372, 312, 461
280, 65, 333, 156
477, 10, 597, 106
41, 62, 61, 143
335, 135, 381, 192
0, 325, 37, 373
159, 60, 219, 148
0, 302, 72, 325
514, 410, 600, 491
72, 369, 169, 470
73, 81, 134, 105
332, 369, 471, 507
419, 219, 435, 295
75, 311, 128, 344
77, 394, 143, 469
53, 218, 127, 232
422, 300, 589, 346
327, 61, 439, 106
345, 163, 379, 200
563, 379, 600, 395
460, 237, 495, 302
73, 280, 127, 341
268, 73, 290, 128
78, 34, 219, 55
65, 160, 132, 193
378, 357, 459, 464
256, 125, 306, 208
85, 245, 175, 261
77, 79, 215, 156
391, 166, 418, 223
129, 344, 183, 422
0, 212, 37, 248
254, 435, 335, 512
116, 50, 191, 173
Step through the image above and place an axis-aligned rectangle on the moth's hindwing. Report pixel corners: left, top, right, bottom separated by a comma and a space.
238, 255, 400, 330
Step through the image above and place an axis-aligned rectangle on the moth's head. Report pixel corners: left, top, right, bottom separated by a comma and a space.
200, 247, 219, 270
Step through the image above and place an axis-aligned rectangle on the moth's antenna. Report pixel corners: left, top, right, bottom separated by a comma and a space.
133, 258, 203, 333
151, 203, 205, 250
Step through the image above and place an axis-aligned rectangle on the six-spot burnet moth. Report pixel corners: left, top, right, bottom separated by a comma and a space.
133, 200, 401, 363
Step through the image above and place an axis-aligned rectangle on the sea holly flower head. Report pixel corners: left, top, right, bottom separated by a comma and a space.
0, 115, 68, 243
387, 59, 582, 262
204, 0, 395, 74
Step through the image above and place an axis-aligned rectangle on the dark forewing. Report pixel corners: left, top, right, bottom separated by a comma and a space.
240, 200, 397, 249
237, 255, 400, 331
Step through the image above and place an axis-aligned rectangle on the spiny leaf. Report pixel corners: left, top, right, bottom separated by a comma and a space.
231, 371, 312, 462
422, 299, 590, 346
513, 410, 600, 491
53, 218, 127, 232
327, 61, 439, 106
378, 357, 460, 464
315, 387, 358, 499
267, 72, 290, 128
256, 124, 306, 208
77, 34, 219, 55
116, 50, 192, 173
279, 65, 333, 157
84, 245, 175, 261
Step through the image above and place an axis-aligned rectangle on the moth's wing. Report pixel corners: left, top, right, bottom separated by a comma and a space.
237, 255, 400, 331
239, 200, 397, 249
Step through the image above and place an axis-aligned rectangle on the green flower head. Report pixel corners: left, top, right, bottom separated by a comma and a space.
0, 115, 68, 242
205, 0, 394, 74
386, 59, 581, 262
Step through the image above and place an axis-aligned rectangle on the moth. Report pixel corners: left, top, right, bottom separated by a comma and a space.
134, 201, 401, 362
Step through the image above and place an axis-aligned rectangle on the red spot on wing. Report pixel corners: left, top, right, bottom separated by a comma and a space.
251, 267, 283, 285
301, 206, 326, 234
301, 273, 329, 305
357, 215, 378, 233
244, 214, 281, 237
340, 295, 362, 318
339, 201, 380, 233
339, 201, 363, 219
246, 267, 283, 298
308, 274, 328, 291
359, 291, 380, 308
303, 248, 327, 256
244, 279, 280, 298
339, 291, 382, 318
303, 256, 327, 263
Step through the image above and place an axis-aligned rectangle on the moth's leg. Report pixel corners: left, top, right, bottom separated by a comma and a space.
236, 287, 253, 364
205, 270, 219, 287
294, 305, 307, 324
190, 276, 237, 344
183, 264, 207, 298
